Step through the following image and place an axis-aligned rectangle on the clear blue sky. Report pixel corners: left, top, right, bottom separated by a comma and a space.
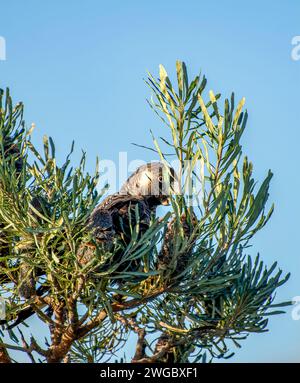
0, 0, 299, 362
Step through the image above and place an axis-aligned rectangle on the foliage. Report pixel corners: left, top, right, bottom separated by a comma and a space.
0, 62, 290, 363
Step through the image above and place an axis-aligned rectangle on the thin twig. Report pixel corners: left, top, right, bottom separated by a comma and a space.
18, 328, 36, 363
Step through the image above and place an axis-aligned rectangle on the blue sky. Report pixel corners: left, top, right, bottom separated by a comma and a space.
0, 0, 299, 362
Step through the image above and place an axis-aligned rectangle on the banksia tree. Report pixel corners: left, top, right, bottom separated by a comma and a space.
0, 62, 290, 363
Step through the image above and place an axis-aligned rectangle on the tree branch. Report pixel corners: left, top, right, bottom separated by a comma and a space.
0, 344, 11, 363
77, 287, 166, 339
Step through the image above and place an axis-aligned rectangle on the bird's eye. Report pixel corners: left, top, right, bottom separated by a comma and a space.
158, 176, 163, 182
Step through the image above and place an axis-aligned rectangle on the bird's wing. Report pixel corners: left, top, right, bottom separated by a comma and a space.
97, 193, 144, 211
92, 193, 151, 227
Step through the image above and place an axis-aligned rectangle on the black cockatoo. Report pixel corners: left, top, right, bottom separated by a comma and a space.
3, 161, 179, 328
78, 161, 178, 268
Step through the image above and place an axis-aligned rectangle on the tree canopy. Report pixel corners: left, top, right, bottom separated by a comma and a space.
0, 62, 290, 363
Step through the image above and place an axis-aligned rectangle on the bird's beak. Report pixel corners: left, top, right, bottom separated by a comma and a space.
161, 197, 170, 206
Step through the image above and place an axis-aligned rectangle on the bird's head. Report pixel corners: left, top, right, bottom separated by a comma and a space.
119, 162, 180, 206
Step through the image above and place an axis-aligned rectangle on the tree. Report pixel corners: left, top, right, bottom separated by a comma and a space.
0, 62, 290, 363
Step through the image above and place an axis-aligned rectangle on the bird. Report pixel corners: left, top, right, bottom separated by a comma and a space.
3, 161, 179, 328
157, 210, 198, 277
77, 162, 178, 269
